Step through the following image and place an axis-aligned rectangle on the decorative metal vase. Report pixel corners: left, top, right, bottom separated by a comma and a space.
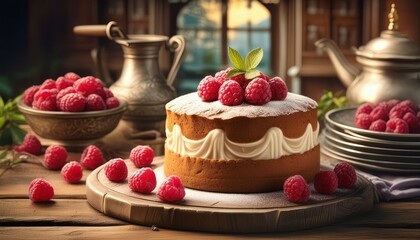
74, 21, 186, 133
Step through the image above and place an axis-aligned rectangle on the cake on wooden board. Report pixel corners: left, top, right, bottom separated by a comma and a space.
164, 47, 320, 193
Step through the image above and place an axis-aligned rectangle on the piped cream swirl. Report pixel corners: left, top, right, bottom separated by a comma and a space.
166, 123, 319, 160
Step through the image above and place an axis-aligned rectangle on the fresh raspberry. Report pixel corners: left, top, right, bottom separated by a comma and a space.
218, 80, 244, 106
64, 72, 81, 83
157, 175, 186, 202
39, 79, 57, 90
128, 167, 157, 193
244, 78, 272, 105
369, 119, 387, 132
44, 145, 68, 170
56, 87, 77, 109
74, 76, 105, 97
130, 145, 154, 168
259, 72, 271, 81
23, 85, 40, 106
269, 76, 288, 100
86, 94, 106, 111
354, 113, 372, 130
370, 104, 389, 121
61, 161, 83, 184
403, 112, 420, 133
386, 118, 409, 134
230, 73, 246, 88
389, 104, 415, 119
400, 99, 417, 111
56, 76, 74, 90
283, 175, 311, 203
105, 97, 120, 109
28, 178, 54, 202
33, 89, 59, 111
214, 68, 232, 84
103, 88, 114, 99
355, 103, 374, 116
13, 134, 43, 155
314, 170, 338, 194
104, 158, 128, 182
59, 93, 86, 112
197, 75, 222, 102
334, 162, 357, 188
386, 99, 400, 111
81, 145, 105, 170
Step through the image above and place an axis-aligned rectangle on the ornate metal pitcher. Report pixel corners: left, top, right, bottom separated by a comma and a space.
74, 22, 185, 133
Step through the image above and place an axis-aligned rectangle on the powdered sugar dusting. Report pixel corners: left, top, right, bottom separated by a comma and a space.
166, 92, 317, 119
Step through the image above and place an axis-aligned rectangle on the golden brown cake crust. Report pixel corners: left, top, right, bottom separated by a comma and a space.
166, 108, 318, 142
165, 92, 318, 142
164, 146, 320, 193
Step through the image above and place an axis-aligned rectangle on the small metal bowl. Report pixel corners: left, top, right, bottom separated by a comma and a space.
18, 100, 127, 146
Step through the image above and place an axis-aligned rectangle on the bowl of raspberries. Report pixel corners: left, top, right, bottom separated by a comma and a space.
18, 72, 127, 144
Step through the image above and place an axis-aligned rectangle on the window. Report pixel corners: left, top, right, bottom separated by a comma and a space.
176, 0, 271, 94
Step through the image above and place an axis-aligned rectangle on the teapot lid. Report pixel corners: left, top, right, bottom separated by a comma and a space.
356, 4, 420, 60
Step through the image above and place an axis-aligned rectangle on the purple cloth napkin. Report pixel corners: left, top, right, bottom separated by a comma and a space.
357, 170, 420, 201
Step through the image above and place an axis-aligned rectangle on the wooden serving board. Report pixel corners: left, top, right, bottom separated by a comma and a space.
86, 157, 374, 233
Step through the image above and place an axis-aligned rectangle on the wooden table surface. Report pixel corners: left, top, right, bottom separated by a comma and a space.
0, 152, 419, 240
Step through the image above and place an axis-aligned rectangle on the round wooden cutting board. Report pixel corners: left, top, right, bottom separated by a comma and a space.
86, 157, 374, 233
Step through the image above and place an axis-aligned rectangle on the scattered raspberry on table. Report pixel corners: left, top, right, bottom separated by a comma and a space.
334, 162, 357, 188
104, 158, 128, 182
28, 178, 54, 202
13, 134, 43, 156
61, 161, 83, 184
283, 175, 311, 203
44, 145, 68, 170
314, 170, 338, 194
81, 145, 105, 170
130, 145, 154, 168
129, 167, 157, 194
157, 175, 186, 202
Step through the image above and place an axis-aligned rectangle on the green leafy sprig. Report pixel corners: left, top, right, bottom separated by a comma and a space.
0, 149, 28, 177
317, 90, 347, 121
225, 47, 263, 80
0, 95, 27, 146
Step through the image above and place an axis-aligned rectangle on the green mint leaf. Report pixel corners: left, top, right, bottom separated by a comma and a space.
0, 128, 12, 145
226, 69, 245, 78
245, 69, 261, 79
10, 124, 27, 145
228, 47, 246, 70
0, 116, 5, 129
245, 48, 263, 70
10, 114, 26, 125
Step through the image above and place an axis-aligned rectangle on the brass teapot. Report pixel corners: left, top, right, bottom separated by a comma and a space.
315, 4, 420, 106
74, 22, 185, 134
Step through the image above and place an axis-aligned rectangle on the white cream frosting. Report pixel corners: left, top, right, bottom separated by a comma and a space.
166, 92, 318, 120
166, 123, 319, 161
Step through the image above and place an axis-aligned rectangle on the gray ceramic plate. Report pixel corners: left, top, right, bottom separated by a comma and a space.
321, 135, 420, 166
323, 130, 420, 156
325, 123, 420, 149
325, 108, 420, 142
321, 137, 420, 174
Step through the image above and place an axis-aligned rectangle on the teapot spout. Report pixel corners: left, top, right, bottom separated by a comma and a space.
315, 38, 360, 87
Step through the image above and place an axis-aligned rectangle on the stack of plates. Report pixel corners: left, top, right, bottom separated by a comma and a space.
321, 108, 420, 173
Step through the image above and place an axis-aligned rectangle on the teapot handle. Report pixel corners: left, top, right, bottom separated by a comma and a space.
166, 35, 186, 86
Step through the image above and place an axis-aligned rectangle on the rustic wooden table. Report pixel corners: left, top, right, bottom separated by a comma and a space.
0, 152, 419, 240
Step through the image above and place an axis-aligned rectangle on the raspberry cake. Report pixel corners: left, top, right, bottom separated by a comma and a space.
164, 92, 320, 193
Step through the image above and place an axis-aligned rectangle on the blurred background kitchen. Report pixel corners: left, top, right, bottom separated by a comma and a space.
1, 0, 419, 102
